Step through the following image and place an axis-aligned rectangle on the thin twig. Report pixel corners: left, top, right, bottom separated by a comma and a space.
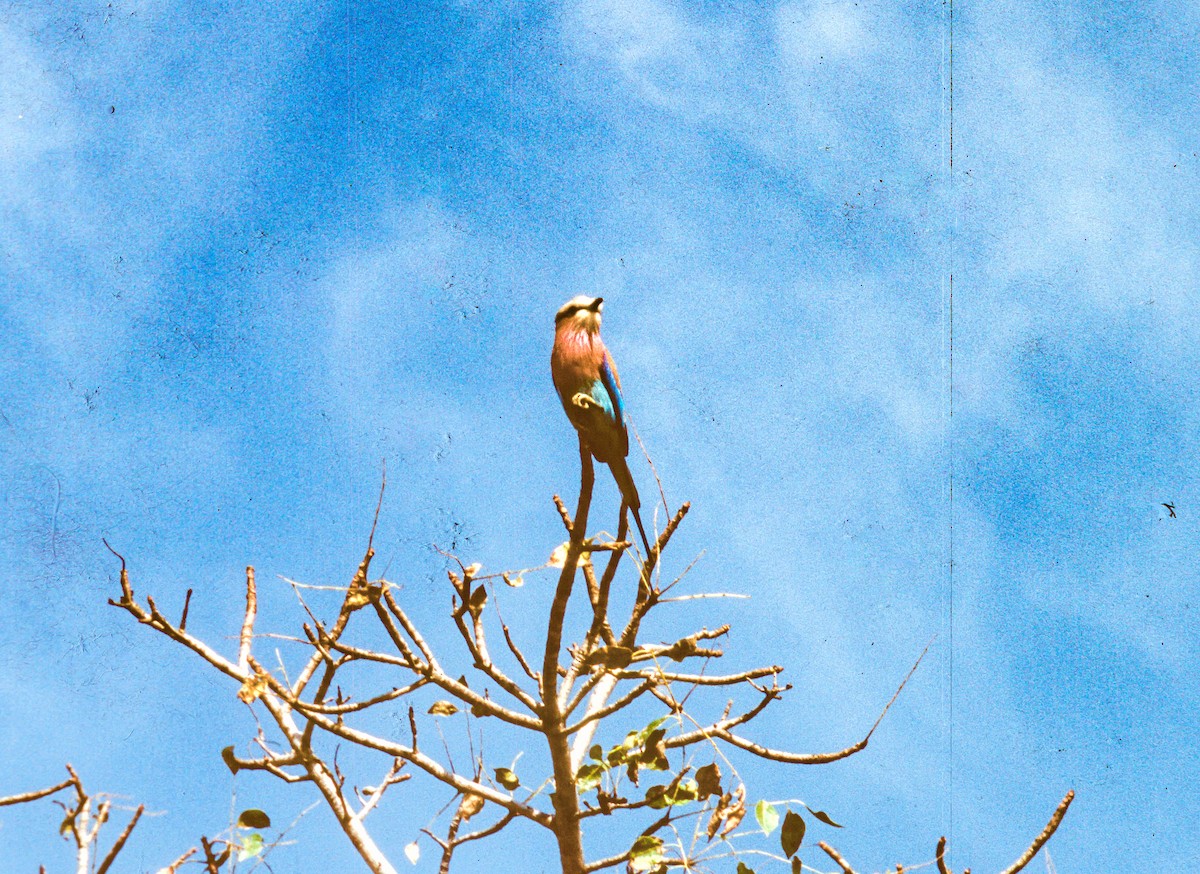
820, 841, 857, 874
95, 804, 144, 874
0, 777, 73, 807
681, 638, 931, 764
997, 791, 1075, 874
160, 847, 198, 874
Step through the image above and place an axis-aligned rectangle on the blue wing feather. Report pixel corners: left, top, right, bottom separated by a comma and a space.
598, 356, 629, 457
598, 357, 625, 427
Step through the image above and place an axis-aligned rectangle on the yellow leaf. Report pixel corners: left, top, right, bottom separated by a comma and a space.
458, 793, 485, 820
237, 674, 268, 703
427, 700, 459, 716
548, 543, 570, 568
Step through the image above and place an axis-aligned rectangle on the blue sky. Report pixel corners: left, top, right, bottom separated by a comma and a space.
2, 0, 1198, 871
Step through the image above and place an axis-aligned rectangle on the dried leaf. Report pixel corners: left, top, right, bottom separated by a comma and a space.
221, 746, 240, 775
695, 762, 722, 799
721, 786, 747, 836
639, 728, 669, 770
805, 805, 843, 828
494, 767, 520, 790
501, 572, 524, 588
428, 701, 459, 716
780, 810, 806, 857
548, 543, 570, 568
706, 791, 731, 841
457, 793, 484, 820
237, 809, 271, 829
468, 585, 488, 616
404, 841, 420, 864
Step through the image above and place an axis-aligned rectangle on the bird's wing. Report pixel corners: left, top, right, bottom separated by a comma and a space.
598, 355, 625, 426
598, 354, 630, 455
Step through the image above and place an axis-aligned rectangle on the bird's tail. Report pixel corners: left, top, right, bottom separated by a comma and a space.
611, 456, 653, 558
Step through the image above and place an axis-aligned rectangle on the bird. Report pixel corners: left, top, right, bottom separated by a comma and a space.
551, 295, 653, 559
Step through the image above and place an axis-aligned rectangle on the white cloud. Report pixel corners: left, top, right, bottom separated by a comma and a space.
776, 0, 874, 66
960, 6, 1200, 329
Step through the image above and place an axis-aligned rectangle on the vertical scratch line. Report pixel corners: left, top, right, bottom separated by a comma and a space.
947, 0, 956, 851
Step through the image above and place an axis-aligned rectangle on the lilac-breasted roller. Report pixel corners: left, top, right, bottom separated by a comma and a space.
551, 295, 653, 558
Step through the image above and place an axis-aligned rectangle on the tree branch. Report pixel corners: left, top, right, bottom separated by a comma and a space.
820, 841, 858, 874
0, 777, 73, 807
237, 566, 257, 672
95, 804, 144, 874
998, 790, 1074, 874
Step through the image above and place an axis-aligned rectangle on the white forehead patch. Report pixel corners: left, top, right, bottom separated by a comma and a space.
556, 295, 602, 321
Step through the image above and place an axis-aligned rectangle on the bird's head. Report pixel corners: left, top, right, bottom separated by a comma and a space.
555, 295, 604, 333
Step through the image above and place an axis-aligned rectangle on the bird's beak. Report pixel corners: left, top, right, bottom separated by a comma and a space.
589, 297, 604, 311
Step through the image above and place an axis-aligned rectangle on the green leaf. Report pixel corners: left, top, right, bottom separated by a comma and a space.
221, 746, 240, 775
494, 768, 520, 790
237, 809, 271, 829
575, 763, 604, 792
639, 717, 668, 740
754, 799, 779, 835
644, 785, 669, 809
589, 744, 604, 762
237, 833, 264, 862
805, 806, 843, 828
666, 778, 699, 806
628, 835, 665, 872
780, 810, 805, 857
736, 863, 756, 874
791, 857, 803, 874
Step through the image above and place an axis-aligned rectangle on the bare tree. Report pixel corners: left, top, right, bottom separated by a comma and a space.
80, 443, 1071, 873
2, 764, 310, 872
